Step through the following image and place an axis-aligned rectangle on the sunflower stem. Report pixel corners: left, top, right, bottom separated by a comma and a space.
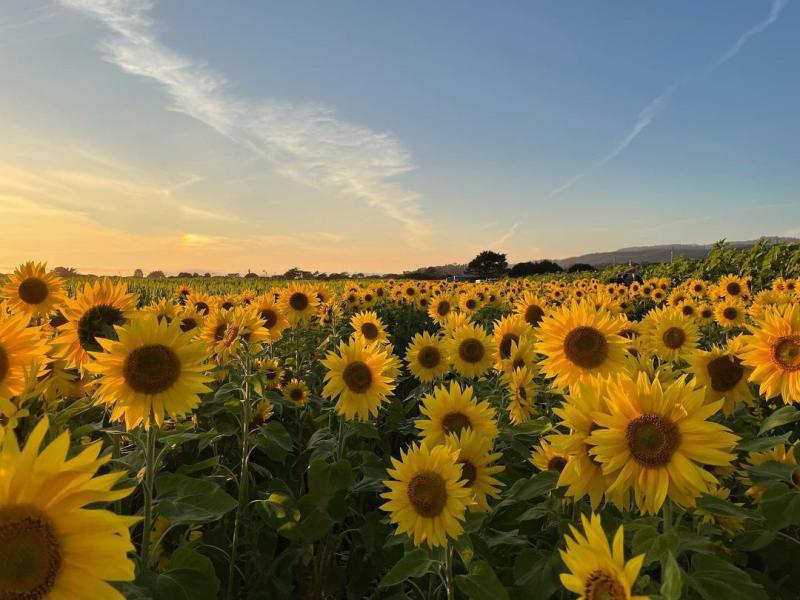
663, 500, 673, 532
140, 423, 158, 571
444, 542, 455, 600
227, 351, 253, 599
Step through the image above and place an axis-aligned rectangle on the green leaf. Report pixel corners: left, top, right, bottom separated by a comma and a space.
454, 534, 474, 569
688, 554, 768, 600
257, 421, 293, 461
455, 560, 510, 600
153, 570, 218, 600
512, 548, 560, 599
747, 461, 800, 485
660, 552, 682, 600
757, 484, 800, 530
696, 493, 756, 520
736, 432, 792, 453
377, 548, 435, 588
168, 545, 219, 592
632, 526, 678, 567
758, 405, 800, 435
499, 470, 558, 505
156, 473, 237, 524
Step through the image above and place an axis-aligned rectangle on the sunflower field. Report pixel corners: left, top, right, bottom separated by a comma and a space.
2, 255, 800, 600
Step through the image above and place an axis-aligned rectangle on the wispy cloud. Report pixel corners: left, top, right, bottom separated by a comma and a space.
179, 204, 242, 223
489, 222, 519, 247
59, 0, 430, 241
547, 0, 788, 198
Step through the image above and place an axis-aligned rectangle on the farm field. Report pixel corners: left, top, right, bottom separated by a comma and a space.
1, 243, 800, 599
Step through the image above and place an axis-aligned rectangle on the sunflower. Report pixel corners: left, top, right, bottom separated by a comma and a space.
536, 302, 628, 389
550, 381, 624, 509
493, 315, 532, 367
283, 378, 310, 406
459, 291, 482, 314
587, 373, 739, 514
741, 444, 799, 502
530, 438, 570, 473
144, 298, 178, 324
174, 284, 193, 304
87, 316, 212, 430
253, 294, 290, 342
0, 418, 137, 599
380, 442, 471, 548
280, 284, 320, 325
428, 295, 455, 325
444, 323, 496, 378
641, 307, 699, 363
740, 304, 800, 403
694, 484, 744, 533
714, 299, 746, 329
504, 366, 536, 425
441, 312, 472, 334
559, 513, 647, 600
253, 358, 283, 393
250, 399, 275, 428
177, 305, 206, 335
187, 293, 214, 316
515, 292, 548, 328
405, 331, 449, 382
717, 274, 749, 300
1, 261, 65, 318
321, 339, 395, 421
52, 279, 138, 372
697, 303, 715, 324
0, 312, 50, 399
416, 381, 498, 446
201, 307, 269, 364
687, 342, 754, 415
500, 336, 539, 375
444, 429, 504, 512
350, 311, 389, 345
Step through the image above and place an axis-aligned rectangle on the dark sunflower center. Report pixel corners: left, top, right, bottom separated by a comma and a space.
441, 411, 471, 435
517, 386, 528, 401
194, 302, 209, 315
726, 282, 741, 296
360, 322, 379, 340
213, 324, 227, 341
584, 569, 625, 600
547, 456, 567, 472
0, 346, 8, 384
17, 278, 49, 306
77, 304, 125, 352
49, 312, 68, 328
465, 299, 477, 310
772, 336, 800, 371
179, 317, 198, 332
722, 307, 739, 321
701, 308, 713, 319
681, 305, 694, 316
290, 388, 304, 402
458, 460, 478, 487
221, 301, 234, 311
417, 346, 441, 369
511, 358, 526, 370
626, 413, 680, 466
436, 301, 451, 316
289, 292, 309, 311
499, 333, 519, 359
458, 338, 485, 364
563, 326, 608, 369
707, 356, 744, 391
407, 472, 447, 518
259, 309, 278, 328
0, 505, 62, 599
342, 361, 373, 393
123, 344, 181, 394
662, 327, 686, 350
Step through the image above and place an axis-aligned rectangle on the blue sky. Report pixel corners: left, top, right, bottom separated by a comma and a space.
0, 0, 797, 274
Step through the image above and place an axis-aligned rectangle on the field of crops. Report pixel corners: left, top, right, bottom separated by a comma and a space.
2, 258, 800, 600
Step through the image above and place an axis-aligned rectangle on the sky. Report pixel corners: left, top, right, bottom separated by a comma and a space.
0, 0, 797, 275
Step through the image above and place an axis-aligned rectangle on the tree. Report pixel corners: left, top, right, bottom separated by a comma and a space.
133, 269, 144, 278
146, 270, 166, 279
509, 260, 564, 277
53, 266, 78, 277
244, 272, 258, 279
465, 251, 508, 278
567, 263, 596, 273
177, 272, 193, 278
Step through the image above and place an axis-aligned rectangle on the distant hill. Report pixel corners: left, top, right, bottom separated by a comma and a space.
556, 237, 799, 269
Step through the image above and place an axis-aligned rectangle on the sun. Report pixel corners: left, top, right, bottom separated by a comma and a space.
87, 315, 212, 430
